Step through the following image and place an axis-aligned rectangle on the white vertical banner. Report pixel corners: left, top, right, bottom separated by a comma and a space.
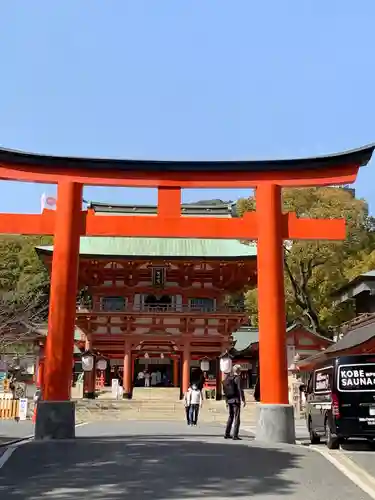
111, 379, 119, 399
40, 193, 57, 213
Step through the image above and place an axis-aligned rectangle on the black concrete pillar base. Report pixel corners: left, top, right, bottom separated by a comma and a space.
84, 391, 96, 399
255, 403, 295, 444
123, 391, 132, 400
35, 401, 76, 440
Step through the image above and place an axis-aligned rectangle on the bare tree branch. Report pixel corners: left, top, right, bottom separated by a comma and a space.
0, 294, 48, 356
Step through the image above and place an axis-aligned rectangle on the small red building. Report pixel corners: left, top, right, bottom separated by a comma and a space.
231, 322, 333, 387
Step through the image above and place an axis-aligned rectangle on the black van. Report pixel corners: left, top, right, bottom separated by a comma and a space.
305, 354, 375, 449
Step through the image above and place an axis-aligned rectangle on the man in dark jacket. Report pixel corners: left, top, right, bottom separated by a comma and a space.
223, 365, 246, 440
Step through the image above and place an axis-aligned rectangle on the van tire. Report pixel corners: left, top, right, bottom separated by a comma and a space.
326, 423, 340, 450
309, 419, 320, 444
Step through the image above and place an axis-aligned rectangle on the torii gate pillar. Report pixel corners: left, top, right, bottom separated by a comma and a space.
255, 183, 294, 443
35, 181, 82, 440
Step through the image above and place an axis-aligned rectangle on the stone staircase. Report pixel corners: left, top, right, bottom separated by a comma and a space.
75, 387, 258, 424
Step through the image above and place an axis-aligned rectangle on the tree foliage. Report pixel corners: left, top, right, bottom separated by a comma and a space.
237, 187, 375, 335
0, 235, 52, 354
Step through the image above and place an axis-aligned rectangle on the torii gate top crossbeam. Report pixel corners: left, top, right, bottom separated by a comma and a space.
0, 144, 373, 188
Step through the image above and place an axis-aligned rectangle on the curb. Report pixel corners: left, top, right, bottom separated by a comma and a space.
0, 422, 87, 449
307, 444, 375, 499
0, 435, 33, 449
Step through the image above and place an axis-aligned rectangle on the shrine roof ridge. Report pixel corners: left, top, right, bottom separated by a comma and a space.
0, 144, 374, 172
87, 200, 237, 217
36, 236, 257, 259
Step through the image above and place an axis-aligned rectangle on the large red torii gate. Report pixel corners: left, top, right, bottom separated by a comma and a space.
0, 144, 373, 443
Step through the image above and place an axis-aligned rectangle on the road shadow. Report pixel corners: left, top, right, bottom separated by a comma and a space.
339, 439, 375, 452
0, 434, 301, 499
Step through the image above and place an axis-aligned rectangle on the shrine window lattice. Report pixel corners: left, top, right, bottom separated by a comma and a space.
100, 296, 126, 312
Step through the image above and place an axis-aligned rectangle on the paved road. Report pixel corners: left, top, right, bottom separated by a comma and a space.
0, 421, 373, 499
0, 421, 34, 446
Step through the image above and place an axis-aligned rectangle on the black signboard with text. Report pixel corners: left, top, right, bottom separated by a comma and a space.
152, 267, 165, 287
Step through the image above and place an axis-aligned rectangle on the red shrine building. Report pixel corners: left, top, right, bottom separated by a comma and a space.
36, 201, 257, 398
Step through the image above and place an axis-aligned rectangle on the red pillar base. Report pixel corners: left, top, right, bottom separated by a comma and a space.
255, 404, 295, 444
34, 401, 76, 440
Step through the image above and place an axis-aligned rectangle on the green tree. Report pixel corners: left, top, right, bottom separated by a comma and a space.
238, 187, 374, 335
0, 235, 52, 355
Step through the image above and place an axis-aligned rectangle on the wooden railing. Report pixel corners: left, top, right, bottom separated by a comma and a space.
77, 303, 245, 314
0, 394, 19, 420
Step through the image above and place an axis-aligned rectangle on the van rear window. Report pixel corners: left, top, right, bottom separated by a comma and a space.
313, 367, 332, 393
338, 364, 375, 392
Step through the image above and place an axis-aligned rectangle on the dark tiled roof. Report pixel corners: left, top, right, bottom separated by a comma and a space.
87, 201, 237, 217
0, 144, 373, 172
325, 321, 375, 353
332, 270, 375, 299
298, 317, 375, 367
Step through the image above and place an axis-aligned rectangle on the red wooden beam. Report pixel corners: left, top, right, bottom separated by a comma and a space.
83, 210, 346, 240
0, 210, 56, 235
0, 163, 360, 188
0, 209, 346, 241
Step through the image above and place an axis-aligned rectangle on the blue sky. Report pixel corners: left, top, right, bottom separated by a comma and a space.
0, 1, 374, 214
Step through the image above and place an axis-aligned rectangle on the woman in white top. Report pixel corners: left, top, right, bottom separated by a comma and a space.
188, 384, 203, 426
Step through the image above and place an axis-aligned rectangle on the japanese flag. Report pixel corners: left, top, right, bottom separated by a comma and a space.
40, 193, 57, 212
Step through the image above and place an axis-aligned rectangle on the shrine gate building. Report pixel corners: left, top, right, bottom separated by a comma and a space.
36, 201, 257, 399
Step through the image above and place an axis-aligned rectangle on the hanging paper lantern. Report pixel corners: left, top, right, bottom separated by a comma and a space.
144, 352, 149, 359
160, 353, 164, 359
200, 359, 210, 372
81, 352, 94, 372
96, 359, 107, 371
220, 356, 232, 374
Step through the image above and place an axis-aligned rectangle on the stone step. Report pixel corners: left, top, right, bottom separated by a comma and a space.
75, 400, 257, 425
75, 407, 257, 423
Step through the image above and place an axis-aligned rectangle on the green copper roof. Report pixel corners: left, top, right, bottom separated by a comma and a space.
37, 237, 257, 259
232, 326, 259, 351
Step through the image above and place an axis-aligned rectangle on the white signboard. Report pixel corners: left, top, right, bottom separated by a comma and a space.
111, 379, 120, 399
18, 398, 28, 421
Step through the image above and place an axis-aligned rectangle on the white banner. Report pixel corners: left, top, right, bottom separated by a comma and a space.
40, 193, 57, 213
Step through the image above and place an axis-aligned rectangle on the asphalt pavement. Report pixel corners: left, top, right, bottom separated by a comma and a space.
0, 420, 373, 499
0, 421, 34, 446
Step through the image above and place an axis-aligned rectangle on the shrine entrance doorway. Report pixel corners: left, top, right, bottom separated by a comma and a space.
144, 294, 172, 310
133, 340, 179, 390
